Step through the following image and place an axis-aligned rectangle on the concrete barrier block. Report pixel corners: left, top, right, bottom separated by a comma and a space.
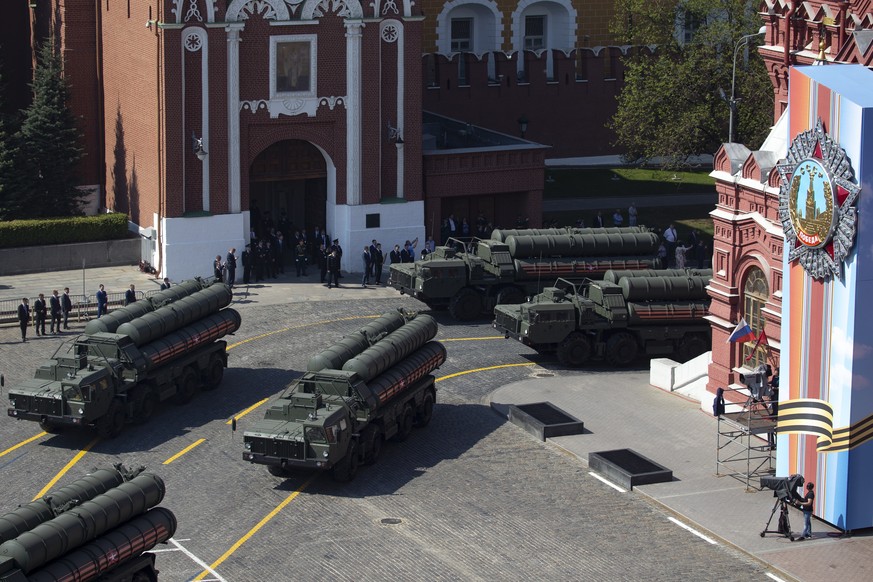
650, 358, 678, 391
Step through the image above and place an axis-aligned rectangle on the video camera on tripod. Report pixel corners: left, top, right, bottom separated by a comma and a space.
739, 364, 773, 401
759, 474, 805, 540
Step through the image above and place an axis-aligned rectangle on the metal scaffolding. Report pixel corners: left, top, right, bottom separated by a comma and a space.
716, 387, 775, 491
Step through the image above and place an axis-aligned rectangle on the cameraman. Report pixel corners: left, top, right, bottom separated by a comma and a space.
799, 482, 815, 539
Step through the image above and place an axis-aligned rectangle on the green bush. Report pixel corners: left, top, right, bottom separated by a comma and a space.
0, 213, 130, 249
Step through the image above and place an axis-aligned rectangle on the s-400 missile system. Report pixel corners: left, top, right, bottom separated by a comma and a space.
243, 310, 446, 481
388, 227, 663, 321
0, 465, 176, 582
493, 270, 712, 367
7, 280, 241, 438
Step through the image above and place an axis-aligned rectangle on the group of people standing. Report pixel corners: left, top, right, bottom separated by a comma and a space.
16, 288, 74, 342
661, 224, 708, 269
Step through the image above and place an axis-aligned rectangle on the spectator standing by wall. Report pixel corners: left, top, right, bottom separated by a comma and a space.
18, 297, 31, 342
594, 211, 604, 227
612, 209, 623, 226
226, 248, 237, 288
96, 284, 108, 318
361, 245, 372, 287
663, 223, 678, 267
61, 287, 73, 330
160, 278, 171, 290
628, 203, 638, 226
318, 243, 329, 284
49, 290, 62, 334
327, 250, 341, 288
390, 244, 402, 264
213, 255, 224, 282
373, 243, 384, 285
124, 284, 136, 306
241, 245, 252, 284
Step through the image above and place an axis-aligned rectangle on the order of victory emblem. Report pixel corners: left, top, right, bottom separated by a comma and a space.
777, 119, 861, 280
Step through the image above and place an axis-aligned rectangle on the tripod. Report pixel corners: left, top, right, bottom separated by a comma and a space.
760, 497, 795, 541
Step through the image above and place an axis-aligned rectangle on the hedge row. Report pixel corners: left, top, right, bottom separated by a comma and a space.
0, 213, 130, 249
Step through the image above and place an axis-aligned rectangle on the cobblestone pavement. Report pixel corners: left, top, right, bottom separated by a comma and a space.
0, 293, 769, 581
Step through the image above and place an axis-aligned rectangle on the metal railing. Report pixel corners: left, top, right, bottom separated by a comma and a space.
0, 290, 163, 328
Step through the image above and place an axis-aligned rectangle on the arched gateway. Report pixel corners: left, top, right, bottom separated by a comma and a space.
248, 140, 327, 238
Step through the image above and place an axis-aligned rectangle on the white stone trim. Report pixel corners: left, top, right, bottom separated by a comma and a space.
239, 96, 345, 118
226, 0, 290, 21
510, 0, 577, 52
345, 21, 364, 205
382, 19, 405, 198
301, 0, 364, 19
270, 34, 318, 100
173, 0, 217, 23
709, 208, 785, 238
182, 27, 211, 212
226, 24, 244, 214
435, 0, 502, 55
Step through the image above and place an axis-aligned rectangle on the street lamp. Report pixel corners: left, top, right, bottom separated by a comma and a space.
192, 131, 208, 161
728, 26, 766, 144
517, 114, 529, 139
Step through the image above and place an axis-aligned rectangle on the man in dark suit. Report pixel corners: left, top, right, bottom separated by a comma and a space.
96, 284, 108, 318
124, 284, 137, 306
327, 250, 341, 288
242, 245, 252, 284
33, 293, 47, 336
226, 248, 237, 288
61, 287, 73, 329
18, 298, 30, 342
160, 278, 171, 290
49, 290, 62, 334
373, 243, 385, 285
361, 245, 372, 287
389, 244, 402, 264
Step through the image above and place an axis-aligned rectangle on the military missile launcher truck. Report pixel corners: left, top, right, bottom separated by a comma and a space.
493, 270, 712, 367
243, 310, 446, 481
0, 465, 176, 582
7, 280, 241, 438
389, 229, 663, 321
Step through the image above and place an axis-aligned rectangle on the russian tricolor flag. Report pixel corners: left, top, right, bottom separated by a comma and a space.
727, 317, 757, 343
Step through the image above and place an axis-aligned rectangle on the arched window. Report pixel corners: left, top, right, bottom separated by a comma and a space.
742, 267, 769, 367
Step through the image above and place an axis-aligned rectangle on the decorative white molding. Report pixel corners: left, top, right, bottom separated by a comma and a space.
301, 0, 363, 20
173, 0, 217, 23
226, 24, 244, 214
345, 21, 363, 205
226, 0, 290, 21
240, 95, 346, 118
367, 0, 414, 18
436, 0, 502, 55
510, 0, 577, 52
381, 21, 399, 43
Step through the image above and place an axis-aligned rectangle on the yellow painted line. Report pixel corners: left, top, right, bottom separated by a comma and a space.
436, 362, 536, 383
226, 315, 379, 350
193, 475, 316, 581
163, 438, 206, 465
440, 336, 505, 342
32, 438, 99, 501
226, 398, 269, 425
1, 432, 47, 459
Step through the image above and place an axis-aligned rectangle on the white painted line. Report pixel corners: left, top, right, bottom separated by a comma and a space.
588, 471, 627, 493
765, 573, 787, 582
169, 538, 228, 582
149, 547, 181, 553
668, 516, 717, 545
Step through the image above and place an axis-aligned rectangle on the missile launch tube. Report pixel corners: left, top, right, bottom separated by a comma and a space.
27, 507, 177, 582
0, 474, 165, 574
619, 275, 711, 301
364, 342, 447, 406
0, 468, 127, 544
307, 311, 409, 371
626, 301, 710, 325
491, 226, 644, 242
140, 309, 241, 368
513, 257, 663, 280
342, 315, 438, 382
506, 232, 660, 259
84, 279, 205, 335
603, 268, 712, 284
116, 284, 233, 347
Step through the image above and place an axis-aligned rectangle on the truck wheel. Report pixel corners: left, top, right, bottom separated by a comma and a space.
449, 288, 483, 321
135, 390, 158, 424
364, 426, 383, 465
678, 333, 710, 361
174, 370, 199, 404
496, 286, 526, 306
393, 405, 414, 442
96, 400, 125, 439
557, 333, 592, 367
605, 332, 639, 367
414, 392, 435, 427
202, 357, 225, 390
331, 441, 360, 482
39, 420, 63, 434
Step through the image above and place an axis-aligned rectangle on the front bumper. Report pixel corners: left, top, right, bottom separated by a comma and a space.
242, 451, 334, 471
7, 408, 85, 426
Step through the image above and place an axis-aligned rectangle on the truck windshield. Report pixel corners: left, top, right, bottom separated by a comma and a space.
305, 426, 327, 443
63, 384, 86, 402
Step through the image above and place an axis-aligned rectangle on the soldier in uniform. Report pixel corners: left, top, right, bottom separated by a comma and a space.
295, 240, 308, 276
255, 241, 267, 282
318, 243, 329, 284
242, 244, 252, 284
33, 293, 47, 336
327, 250, 341, 288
